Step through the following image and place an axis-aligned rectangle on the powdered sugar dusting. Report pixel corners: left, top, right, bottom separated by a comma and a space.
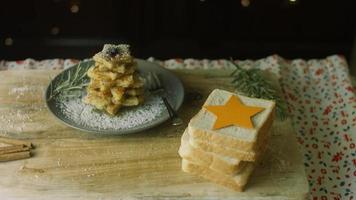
56, 93, 165, 132
9, 85, 45, 100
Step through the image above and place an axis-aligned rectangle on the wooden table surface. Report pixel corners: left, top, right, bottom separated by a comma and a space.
0, 69, 308, 200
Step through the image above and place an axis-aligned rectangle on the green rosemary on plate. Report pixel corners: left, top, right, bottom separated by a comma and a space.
47, 61, 93, 101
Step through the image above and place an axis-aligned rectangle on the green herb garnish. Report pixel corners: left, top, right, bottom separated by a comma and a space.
47, 61, 93, 101
230, 60, 288, 120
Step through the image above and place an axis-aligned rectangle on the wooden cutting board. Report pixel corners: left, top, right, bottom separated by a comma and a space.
0, 69, 308, 200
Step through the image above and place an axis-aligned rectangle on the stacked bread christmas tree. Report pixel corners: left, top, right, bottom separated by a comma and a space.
84, 44, 144, 115
179, 89, 275, 191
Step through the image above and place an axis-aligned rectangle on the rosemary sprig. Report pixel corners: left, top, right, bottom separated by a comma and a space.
47, 61, 93, 101
230, 60, 288, 120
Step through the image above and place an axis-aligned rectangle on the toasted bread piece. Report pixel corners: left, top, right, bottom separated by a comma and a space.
93, 47, 135, 73
188, 89, 275, 152
106, 103, 122, 115
112, 64, 136, 74
115, 75, 134, 88
126, 88, 144, 96
130, 75, 145, 88
83, 94, 111, 110
114, 53, 135, 65
122, 95, 144, 107
85, 44, 144, 115
93, 52, 130, 72
182, 159, 255, 192
87, 66, 118, 81
179, 129, 247, 175
93, 53, 114, 69
110, 87, 125, 102
89, 79, 113, 92
96, 62, 136, 75
86, 88, 111, 98
97, 63, 125, 73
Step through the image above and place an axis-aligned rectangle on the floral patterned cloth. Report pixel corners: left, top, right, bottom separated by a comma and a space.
1, 55, 355, 199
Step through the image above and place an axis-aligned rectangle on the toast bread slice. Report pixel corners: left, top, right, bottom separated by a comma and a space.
179, 129, 247, 175
182, 159, 255, 192
189, 126, 271, 161
188, 89, 275, 152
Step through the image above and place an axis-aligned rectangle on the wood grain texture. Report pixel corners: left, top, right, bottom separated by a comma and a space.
0, 70, 308, 200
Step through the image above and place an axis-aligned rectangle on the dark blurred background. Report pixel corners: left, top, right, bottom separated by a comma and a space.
0, 0, 355, 65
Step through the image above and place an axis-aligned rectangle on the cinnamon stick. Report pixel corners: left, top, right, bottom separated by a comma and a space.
0, 137, 33, 149
0, 145, 30, 155
0, 151, 31, 162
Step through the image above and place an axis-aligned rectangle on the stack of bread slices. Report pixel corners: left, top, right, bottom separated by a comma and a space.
179, 89, 275, 191
84, 44, 144, 115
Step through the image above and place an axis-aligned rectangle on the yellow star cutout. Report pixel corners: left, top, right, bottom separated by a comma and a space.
204, 95, 264, 129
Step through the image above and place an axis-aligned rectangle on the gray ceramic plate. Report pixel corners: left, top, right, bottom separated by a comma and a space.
45, 59, 184, 134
